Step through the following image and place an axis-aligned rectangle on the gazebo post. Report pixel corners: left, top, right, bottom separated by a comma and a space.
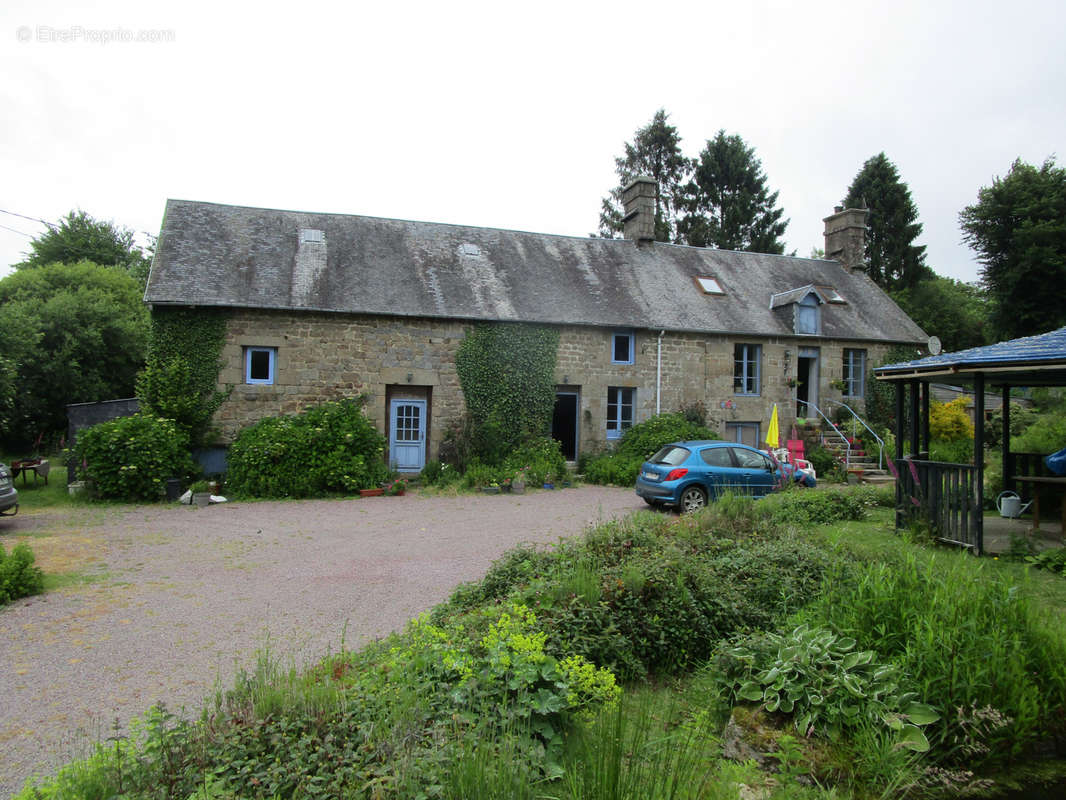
921, 381, 931, 458
974, 372, 985, 554
895, 381, 905, 530
909, 379, 920, 458
1002, 385, 1013, 493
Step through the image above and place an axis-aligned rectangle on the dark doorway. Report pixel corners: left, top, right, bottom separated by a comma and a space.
796, 347, 820, 418
552, 391, 579, 461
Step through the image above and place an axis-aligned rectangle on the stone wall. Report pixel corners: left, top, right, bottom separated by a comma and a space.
213, 308, 899, 460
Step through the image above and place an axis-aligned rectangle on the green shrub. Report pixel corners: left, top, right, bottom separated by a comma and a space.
1013, 412, 1066, 454
77, 414, 193, 501
583, 413, 720, 486
759, 487, 871, 526
804, 442, 842, 481
501, 436, 567, 485
0, 542, 44, 604
929, 437, 975, 464
226, 398, 387, 498
807, 552, 1066, 766
438, 507, 835, 682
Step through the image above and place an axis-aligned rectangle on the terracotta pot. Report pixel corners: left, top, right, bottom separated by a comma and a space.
359, 488, 384, 497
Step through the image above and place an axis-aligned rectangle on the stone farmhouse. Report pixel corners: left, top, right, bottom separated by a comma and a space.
144, 178, 927, 472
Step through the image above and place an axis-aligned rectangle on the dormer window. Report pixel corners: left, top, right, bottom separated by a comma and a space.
797, 293, 821, 335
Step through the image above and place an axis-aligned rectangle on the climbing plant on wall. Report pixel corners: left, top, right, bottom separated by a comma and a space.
135, 307, 232, 448
454, 323, 559, 462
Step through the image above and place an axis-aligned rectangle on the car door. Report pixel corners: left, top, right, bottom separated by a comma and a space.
729, 446, 777, 497
699, 445, 745, 499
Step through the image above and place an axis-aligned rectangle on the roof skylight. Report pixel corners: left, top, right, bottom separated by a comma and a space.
696, 276, 724, 295
816, 285, 846, 303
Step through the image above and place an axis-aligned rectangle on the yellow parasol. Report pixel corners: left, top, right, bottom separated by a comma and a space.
765, 403, 780, 451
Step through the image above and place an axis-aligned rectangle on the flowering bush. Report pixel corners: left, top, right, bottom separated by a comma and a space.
77, 414, 193, 501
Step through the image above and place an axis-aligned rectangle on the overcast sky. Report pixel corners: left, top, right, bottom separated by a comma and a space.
2, 0, 1064, 284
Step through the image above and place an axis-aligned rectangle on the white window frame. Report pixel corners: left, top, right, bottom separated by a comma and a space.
611, 331, 635, 365
245, 346, 277, 385
606, 386, 635, 439
843, 349, 866, 398
733, 344, 761, 396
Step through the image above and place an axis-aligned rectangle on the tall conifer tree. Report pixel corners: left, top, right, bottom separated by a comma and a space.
676, 131, 788, 253
598, 109, 691, 242
843, 153, 928, 291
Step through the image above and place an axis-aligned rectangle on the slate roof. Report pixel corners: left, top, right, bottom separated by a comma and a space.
145, 199, 927, 343
875, 326, 1066, 383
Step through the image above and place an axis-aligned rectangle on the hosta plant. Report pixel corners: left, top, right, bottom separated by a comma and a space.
718, 623, 939, 751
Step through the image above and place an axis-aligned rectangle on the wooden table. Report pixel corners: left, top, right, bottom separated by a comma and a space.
1013, 475, 1066, 531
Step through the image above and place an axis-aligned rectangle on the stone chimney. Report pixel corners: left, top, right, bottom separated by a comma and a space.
823, 207, 868, 272
622, 176, 657, 243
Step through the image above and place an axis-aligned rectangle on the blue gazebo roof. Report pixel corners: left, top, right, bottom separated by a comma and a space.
875, 326, 1066, 385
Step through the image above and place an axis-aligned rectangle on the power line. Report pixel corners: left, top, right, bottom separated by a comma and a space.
0, 222, 34, 237
0, 208, 57, 229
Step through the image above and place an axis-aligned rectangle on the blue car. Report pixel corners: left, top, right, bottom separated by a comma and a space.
634, 440, 815, 513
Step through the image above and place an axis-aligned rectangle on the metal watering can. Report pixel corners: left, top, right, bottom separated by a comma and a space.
997, 491, 1033, 519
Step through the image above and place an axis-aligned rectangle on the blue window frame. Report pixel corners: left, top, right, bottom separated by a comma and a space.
245, 346, 276, 385
606, 386, 634, 439
843, 349, 866, 397
797, 294, 821, 335
733, 344, 761, 395
612, 331, 634, 364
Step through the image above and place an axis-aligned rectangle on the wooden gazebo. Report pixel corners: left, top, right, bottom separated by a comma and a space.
874, 327, 1066, 554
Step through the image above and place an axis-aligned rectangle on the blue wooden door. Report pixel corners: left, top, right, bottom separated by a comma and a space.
390, 399, 426, 472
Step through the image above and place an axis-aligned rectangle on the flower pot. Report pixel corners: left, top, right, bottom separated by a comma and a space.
192, 491, 211, 508
543, 483, 554, 490
512, 481, 525, 495
165, 477, 182, 502
482, 486, 500, 494
359, 488, 384, 497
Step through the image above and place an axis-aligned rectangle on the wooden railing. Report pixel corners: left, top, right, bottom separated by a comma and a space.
897, 458, 982, 552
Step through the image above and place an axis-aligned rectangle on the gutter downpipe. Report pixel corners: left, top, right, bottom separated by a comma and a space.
656, 330, 665, 415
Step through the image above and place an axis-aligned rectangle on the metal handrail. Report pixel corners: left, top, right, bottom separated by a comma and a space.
823, 399, 885, 470
796, 399, 852, 469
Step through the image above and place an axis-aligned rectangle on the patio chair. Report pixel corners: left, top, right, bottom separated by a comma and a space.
786, 439, 816, 479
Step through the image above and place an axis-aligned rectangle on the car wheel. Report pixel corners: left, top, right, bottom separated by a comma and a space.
679, 485, 707, 514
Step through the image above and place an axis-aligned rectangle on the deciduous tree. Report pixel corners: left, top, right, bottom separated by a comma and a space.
16, 209, 152, 287
960, 157, 1066, 340
598, 109, 691, 242
891, 277, 990, 353
843, 153, 928, 291
677, 130, 788, 253
0, 261, 148, 448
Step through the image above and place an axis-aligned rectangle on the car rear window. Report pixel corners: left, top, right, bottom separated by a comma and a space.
649, 445, 690, 466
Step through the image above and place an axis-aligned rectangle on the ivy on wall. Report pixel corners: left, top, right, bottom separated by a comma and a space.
455, 323, 559, 459
135, 307, 232, 447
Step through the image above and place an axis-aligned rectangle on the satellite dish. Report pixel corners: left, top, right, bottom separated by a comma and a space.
928, 336, 942, 356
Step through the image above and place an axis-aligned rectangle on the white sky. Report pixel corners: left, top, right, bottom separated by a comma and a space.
2, 0, 1064, 283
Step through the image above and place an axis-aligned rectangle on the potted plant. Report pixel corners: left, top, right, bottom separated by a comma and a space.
384, 478, 407, 496
831, 378, 849, 392
543, 472, 555, 490
512, 468, 527, 495
359, 486, 385, 497
189, 480, 212, 508
785, 377, 798, 388
482, 481, 501, 495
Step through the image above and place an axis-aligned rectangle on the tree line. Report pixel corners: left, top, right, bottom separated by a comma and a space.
1, 128, 1063, 450
598, 109, 1066, 357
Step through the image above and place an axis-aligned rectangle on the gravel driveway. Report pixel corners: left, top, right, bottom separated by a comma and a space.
0, 486, 644, 796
